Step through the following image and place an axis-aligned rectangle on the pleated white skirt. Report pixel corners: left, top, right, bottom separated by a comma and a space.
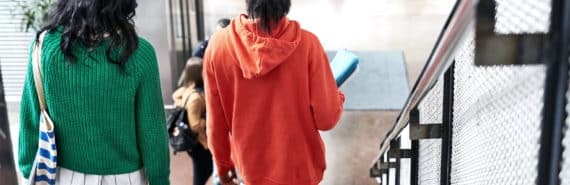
54, 167, 147, 185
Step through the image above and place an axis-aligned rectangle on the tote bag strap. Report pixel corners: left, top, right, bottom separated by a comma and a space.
32, 31, 48, 112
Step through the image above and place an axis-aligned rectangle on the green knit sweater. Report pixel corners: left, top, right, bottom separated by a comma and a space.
18, 30, 170, 185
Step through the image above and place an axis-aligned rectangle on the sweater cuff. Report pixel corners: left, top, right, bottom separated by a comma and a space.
20, 165, 31, 180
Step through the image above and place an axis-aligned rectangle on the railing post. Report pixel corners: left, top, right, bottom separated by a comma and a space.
389, 138, 402, 185
395, 153, 400, 185
410, 108, 420, 185
537, 0, 570, 184
440, 62, 455, 185
410, 140, 419, 185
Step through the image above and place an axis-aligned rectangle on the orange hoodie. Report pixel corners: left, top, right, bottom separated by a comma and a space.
204, 14, 345, 185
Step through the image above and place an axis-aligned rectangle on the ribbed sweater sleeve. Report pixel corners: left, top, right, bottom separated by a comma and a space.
134, 43, 170, 185
18, 41, 40, 179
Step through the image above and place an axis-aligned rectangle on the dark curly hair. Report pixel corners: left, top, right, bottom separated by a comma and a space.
37, 0, 139, 70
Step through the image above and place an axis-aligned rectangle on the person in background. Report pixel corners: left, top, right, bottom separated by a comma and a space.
172, 57, 212, 185
18, 0, 170, 184
178, 18, 231, 87
192, 18, 231, 58
193, 17, 231, 185
203, 0, 345, 184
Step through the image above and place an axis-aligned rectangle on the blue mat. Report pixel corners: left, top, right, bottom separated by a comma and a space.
327, 51, 409, 110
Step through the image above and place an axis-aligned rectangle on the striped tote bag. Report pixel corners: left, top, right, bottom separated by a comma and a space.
27, 31, 58, 185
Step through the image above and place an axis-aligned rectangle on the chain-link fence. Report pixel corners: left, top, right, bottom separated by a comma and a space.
448, 0, 548, 183
418, 79, 444, 185
450, 36, 545, 185
370, 0, 569, 184
422, 0, 548, 184
494, 0, 551, 34
415, 33, 546, 185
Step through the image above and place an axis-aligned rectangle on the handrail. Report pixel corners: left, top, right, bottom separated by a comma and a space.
372, 0, 477, 168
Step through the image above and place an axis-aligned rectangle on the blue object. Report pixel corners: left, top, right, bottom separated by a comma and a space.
330, 49, 359, 87
192, 40, 209, 58
213, 164, 221, 185
326, 51, 409, 110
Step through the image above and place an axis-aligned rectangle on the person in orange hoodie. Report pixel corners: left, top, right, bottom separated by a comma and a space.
203, 0, 345, 184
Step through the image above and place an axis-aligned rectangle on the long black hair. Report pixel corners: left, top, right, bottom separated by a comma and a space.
37, 0, 139, 70
246, 0, 290, 34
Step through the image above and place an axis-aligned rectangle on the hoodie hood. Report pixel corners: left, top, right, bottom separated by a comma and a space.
226, 14, 301, 79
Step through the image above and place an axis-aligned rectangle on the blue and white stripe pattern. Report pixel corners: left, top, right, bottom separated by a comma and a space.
30, 112, 57, 185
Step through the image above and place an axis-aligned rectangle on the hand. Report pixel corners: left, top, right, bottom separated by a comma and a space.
220, 168, 239, 185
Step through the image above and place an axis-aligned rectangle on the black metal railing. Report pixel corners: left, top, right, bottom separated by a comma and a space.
370, 0, 475, 182
370, 0, 570, 184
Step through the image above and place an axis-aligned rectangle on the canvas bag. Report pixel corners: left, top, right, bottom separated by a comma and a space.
27, 31, 58, 185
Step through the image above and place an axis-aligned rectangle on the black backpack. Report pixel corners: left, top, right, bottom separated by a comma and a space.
167, 97, 199, 154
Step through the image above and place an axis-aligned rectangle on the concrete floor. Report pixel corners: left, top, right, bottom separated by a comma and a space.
320, 111, 398, 185
5, 0, 454, 184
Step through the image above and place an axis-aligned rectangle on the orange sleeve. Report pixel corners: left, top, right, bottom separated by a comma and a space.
309, 38, 345, 131
204, 51, 235, 176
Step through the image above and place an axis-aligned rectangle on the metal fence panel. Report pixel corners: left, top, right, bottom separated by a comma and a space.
494, 0, 551, 34
374, 0, 553, 184
418, 140, 442, 185
418, 79, 444, 185
450, 33, 545, 184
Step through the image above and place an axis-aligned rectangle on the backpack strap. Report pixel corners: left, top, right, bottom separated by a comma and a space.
182, 90, 205, 108
182, 92, 192, 108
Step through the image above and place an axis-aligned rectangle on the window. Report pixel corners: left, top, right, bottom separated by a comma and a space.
0, 0, 34, 102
